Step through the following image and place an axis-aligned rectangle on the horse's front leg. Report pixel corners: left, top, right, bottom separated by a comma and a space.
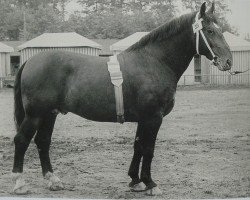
128, 123, 145, 191
140, 113, 163, 196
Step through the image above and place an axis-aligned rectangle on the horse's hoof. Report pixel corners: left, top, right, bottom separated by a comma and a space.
129, 182, 146, 192
48, 180, 64, 191
45, 172, 64, 191
146, 186, 163, 196
13, 178, 30, 195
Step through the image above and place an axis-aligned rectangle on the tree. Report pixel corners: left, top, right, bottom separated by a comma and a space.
25, 5, 62, 39
0, 0, 23, 40
149, 0, 176, 26
74, 0, 176, 39
181, 0, 238, 34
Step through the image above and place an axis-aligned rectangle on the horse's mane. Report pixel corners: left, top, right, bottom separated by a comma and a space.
126, 12, 196, 52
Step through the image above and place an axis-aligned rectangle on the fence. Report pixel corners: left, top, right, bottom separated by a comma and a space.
0, 76, 15, 88
178, 74, 250, 86
1, 74, 250, 89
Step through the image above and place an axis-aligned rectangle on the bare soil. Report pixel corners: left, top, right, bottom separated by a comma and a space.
0, 87, 249, 199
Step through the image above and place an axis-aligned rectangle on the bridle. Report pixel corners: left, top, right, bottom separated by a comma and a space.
192, 12, 249, 76
192, 12, 216, 63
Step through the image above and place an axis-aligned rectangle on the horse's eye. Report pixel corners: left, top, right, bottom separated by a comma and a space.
207, 29, 214, 34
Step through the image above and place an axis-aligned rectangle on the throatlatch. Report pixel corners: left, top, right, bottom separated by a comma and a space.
107, 55, 125, 124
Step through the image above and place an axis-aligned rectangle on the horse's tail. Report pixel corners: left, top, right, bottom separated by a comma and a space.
14, 62, 26, 132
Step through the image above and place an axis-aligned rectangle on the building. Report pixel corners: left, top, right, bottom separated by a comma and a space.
200, 32, 250, 85
18, 32, 102, 65
1, 41, 25, 76
93, 39, 118, 57
0, 42, 14, 77
110, 32, 148, 55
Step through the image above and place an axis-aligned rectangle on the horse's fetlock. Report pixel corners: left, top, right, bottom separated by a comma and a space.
11, 172, 22, 181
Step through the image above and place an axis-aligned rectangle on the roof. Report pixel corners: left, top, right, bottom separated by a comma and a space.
18, 32, 102, 51
110, 32, 149, 51
224, 32, 250, 51
1, 41, 25, 56
0, 42, 14, 53
93, 39, 119, 55
1, 41, 25, 52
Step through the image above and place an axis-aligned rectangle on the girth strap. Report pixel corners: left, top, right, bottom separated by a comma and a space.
107, 55, 125, 124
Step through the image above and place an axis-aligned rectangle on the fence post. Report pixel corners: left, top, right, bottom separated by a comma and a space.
0, 78, 3, 89
228, 75, 231, 85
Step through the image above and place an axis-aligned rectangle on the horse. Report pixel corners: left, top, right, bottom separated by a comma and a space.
11, 2, 232, 196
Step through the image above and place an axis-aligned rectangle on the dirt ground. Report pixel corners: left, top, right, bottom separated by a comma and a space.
0, 86, 249, 199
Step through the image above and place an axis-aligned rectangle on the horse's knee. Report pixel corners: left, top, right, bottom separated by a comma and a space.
142, 146, 154, 159
34, 135, 50, 150
134, 139, 143, 153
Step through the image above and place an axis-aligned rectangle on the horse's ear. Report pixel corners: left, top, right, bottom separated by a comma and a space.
207, 2, 215, 14
200, 2, 206, 18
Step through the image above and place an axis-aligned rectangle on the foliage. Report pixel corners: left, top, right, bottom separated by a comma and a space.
181, 0, 237, 34
0, 0, 237, 40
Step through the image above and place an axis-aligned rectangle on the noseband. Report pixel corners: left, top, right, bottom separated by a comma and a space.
192, 12, 216, 63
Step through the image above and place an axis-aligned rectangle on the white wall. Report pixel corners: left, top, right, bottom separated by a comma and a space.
177, 58, 195, 85
0, 53, 11, 77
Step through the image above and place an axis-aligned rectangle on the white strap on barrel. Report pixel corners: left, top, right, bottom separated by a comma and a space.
107, 55, 125, 123
193, 12, 216, 61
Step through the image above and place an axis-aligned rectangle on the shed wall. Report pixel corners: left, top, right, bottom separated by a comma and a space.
20, 47, 101, 64
0, 53, 11, 77
207, 50, 250, 85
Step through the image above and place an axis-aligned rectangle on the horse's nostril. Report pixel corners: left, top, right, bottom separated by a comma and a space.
227, 59, 232, 67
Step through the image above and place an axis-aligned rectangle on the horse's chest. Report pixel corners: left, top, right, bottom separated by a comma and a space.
162, 93, 175, 116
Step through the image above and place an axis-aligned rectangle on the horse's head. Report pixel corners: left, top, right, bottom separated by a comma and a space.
194, 2, 232, 71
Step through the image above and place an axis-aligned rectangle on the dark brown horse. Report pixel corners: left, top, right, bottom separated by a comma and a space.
12, 2, 232, 196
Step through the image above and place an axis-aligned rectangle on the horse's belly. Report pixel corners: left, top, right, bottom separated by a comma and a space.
64, 83, 118, 122
72, 102, 117, 122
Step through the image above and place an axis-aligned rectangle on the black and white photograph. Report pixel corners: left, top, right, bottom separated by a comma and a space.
0, 0, 249, 199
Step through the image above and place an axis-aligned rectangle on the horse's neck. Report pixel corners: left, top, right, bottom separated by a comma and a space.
147, 26, 196, 81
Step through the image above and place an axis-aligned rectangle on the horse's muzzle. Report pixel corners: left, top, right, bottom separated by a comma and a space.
213, 57, 232, 71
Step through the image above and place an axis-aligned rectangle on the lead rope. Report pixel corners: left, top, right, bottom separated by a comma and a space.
228, 69, 250, 75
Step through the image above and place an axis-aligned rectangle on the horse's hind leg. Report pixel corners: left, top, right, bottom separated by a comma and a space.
128, 122, 146, 191
34, 113, 63, 191
12, 116, 40, 194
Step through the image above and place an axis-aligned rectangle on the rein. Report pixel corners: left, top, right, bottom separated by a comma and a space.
227, 69, 250, 75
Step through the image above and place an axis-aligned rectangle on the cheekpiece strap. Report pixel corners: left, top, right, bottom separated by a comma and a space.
192, 12, 216, 62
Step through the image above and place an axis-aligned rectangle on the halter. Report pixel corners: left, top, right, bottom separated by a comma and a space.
192, 12, 216, 62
